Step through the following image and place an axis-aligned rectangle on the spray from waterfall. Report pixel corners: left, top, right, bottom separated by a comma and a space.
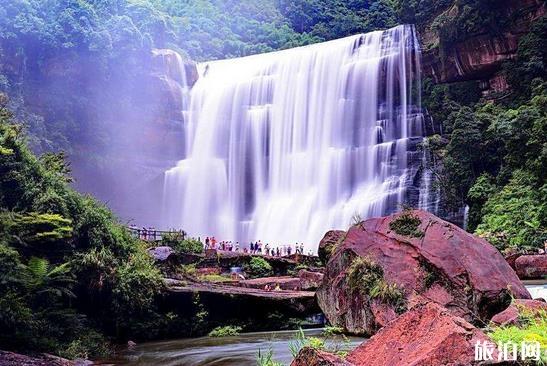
162, 25, 434, 252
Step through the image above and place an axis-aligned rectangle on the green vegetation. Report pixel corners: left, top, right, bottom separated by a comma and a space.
420, 260, 444, 289
162, 233, 203, 254
488, 307, 547, 364
347, 256, 407, 314
0, 103, 166, 357
389, 210, 425, 238
323, 326, 345, 336
0, 0, 402, 166
244, 256, 274, 278
288, 328, 326, 358
256, 348, 283, 366
200, 274, 232, 283
208, 325, 243, 337
419, 14, 547, 253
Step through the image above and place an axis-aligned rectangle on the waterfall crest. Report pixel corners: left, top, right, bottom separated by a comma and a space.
162, 25, 430, 252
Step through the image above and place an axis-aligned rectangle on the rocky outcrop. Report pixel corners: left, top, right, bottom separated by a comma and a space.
298, 269, 324, 290
0, 351, 73, 366
491, 299, 547, 326
240, 276, 302, 290
420, 0, 545, 95
238, 271, 324, 291
515, 254, 547, 279
291, 347, 351, 366
318, 230, 345, 265
317, 210, 530, 335
151, 49, 198, 88
147, 246, 174, 261
345, 302, 497, 366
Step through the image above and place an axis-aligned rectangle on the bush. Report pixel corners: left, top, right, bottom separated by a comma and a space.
347, 257, 406, 314
389, 210, 424, 238
208, 325, 242, 337
244, 257, 273, 278
163, 234, 203, 254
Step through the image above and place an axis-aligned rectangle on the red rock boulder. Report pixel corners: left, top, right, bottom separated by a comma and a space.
298, 269, 324, 290
515, 254, 547, 279
491, 299, 547, 326
291, 347, 351, 366
318, 230, 345, 265
317, 210, 530, 335
346, 302, 497, 366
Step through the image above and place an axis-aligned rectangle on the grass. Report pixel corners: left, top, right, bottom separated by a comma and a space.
420, 259, 444, 289
289, 328, 325, 358
389, 209, 424, 238
323, 326, 344, 336
199, 274, 232, 282
256, 348, 283, 366
208, 325, 242, 337
488, 307, 547, 365
180, 263, 197, 277
347, 257, 407, 314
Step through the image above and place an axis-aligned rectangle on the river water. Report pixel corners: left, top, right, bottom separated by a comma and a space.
102, 328, 365, 366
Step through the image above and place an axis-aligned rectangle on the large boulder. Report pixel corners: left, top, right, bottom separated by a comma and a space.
346, 302, 498, 366
491, 299, 547, 326
317, 210, 530, 335
291, 347, 351, 366
515, 254, 547, 279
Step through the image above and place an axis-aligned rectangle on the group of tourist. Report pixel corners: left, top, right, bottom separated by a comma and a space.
128, 225, 312, 257
203, 237, 311, 257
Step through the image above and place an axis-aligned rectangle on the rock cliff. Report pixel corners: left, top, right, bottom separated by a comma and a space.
419, 0, 545, 95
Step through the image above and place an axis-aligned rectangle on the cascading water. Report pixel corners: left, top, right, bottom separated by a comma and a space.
162, 25, 432, 253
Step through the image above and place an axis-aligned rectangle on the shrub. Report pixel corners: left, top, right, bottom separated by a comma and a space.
289, 328, 325, 358
347, 256, 406, 314
389, 210, 424, 238
244, 257, 273, 278
200, 274, 231, 283
208, 325, 242, 337
323, 326, 344, 336
165, 236, 203, 254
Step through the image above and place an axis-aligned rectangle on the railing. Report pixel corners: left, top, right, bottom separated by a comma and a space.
128, 227, 186, 242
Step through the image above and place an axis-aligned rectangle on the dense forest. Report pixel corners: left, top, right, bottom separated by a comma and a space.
0, 0, 546, 361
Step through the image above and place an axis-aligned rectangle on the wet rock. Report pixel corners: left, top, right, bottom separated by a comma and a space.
317, 210, 530, 335
515, 254, 547, 279
291, 347, 351, 366
491, 299, 547, 326
346, 302, 497, 366
151, 49, 198, 88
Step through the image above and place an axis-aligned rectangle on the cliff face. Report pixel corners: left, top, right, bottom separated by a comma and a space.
420, 0, 545, 95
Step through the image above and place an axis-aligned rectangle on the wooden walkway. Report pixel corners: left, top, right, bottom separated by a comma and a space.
128, 227, 187, 242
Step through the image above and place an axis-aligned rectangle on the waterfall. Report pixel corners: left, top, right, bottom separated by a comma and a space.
162, 25, 431, 253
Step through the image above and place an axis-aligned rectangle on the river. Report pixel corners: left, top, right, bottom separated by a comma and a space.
102, 328, 365, 366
